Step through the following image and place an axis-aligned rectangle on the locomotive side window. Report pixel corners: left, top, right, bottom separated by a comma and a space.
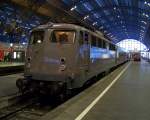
30, 31, 44, 44
91, 36, 97, 47
109, 43, 112, 50
79, 31, 84, 45
102, 40, 106, 48
98, 38, 102, 48
113, 44, 116, 51
109, 43, 116, 51
52, 30, 75, 44
84, 33, 89, 44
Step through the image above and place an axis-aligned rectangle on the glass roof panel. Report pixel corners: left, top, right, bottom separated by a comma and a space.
117, 39, 148, 51
60, 0, 150, 48
83, 2, 93, 11
95, 0, 104, 7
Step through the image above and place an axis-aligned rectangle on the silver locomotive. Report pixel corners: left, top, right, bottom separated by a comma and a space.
16, 23, 128, 95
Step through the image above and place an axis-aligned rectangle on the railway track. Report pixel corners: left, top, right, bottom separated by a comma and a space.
0, 93, 59, 120
0, 101, 52, 120
0, 100, 33, 120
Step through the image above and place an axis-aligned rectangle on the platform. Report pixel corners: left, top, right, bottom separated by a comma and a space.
0, 62, 24, 76
40, 61, 150, 120
0, 73, 23, 97
0, 62, 24, 68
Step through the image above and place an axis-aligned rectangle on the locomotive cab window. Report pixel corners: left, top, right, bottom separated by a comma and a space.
52, 30, 75, 44
30, 31, 44, 44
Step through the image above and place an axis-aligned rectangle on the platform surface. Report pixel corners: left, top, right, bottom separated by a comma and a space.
0, 73, 23, 97
41, 61, 150, 120
0, 62, 24, 68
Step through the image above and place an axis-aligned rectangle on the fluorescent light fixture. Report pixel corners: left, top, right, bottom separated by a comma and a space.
142, 13, 149, 17
83, 15, 89, 20
107, 33, 111, 35
104, 30, 107, 33
10, 43, 13, 47
70, 5, 77, 11
92, 22, 97, 26
114, 7, 116, 10
13, 52, 16, 59
22, 42, 26, 45
99, 26, 103, 29
141, 26, 146, 29
141, 21, 147, 24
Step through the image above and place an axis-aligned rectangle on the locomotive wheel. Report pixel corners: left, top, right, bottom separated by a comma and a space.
16, 78, 28, 94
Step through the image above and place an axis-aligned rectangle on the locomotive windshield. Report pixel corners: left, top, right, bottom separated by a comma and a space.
30, 31, 44, 44
52, 30, 75, 44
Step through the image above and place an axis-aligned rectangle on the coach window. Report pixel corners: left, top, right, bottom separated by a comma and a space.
79, 31, 84, 45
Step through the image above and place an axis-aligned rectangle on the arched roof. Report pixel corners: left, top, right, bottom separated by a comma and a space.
49, 0, 150, 48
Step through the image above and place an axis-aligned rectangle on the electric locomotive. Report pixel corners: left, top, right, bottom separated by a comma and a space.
16, 23, 128, 95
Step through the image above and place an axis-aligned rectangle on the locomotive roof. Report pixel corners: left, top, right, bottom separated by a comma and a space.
33, 23, 113, 44
34, 23, 89, 31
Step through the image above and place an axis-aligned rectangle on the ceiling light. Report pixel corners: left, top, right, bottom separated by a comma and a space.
92, 22, 97, 26
141, 30, 145, 32
99, 26, 104, 29
10, 43, 13, 47
107, 33, 111, 36
142, 13, 149, 17
83, 15, 89, 20
70, 5, 77, 11
141, 21, 147, 24
22, 42, 26, 45
104, 30, 107, 33
114, 7, 117, 10
144, 1, 150, 6
141, 26, 146, 29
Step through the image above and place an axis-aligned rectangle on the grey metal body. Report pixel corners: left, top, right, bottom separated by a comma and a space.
24, 23, 128, 90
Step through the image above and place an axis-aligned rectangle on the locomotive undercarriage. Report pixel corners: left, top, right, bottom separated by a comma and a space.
16, 77, 67, 97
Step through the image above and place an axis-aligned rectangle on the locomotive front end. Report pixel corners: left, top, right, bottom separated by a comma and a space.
17, 24, 78, 95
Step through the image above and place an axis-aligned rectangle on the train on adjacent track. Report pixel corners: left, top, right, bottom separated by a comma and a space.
132, 52, 141, 61
16, 23, 129, 96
